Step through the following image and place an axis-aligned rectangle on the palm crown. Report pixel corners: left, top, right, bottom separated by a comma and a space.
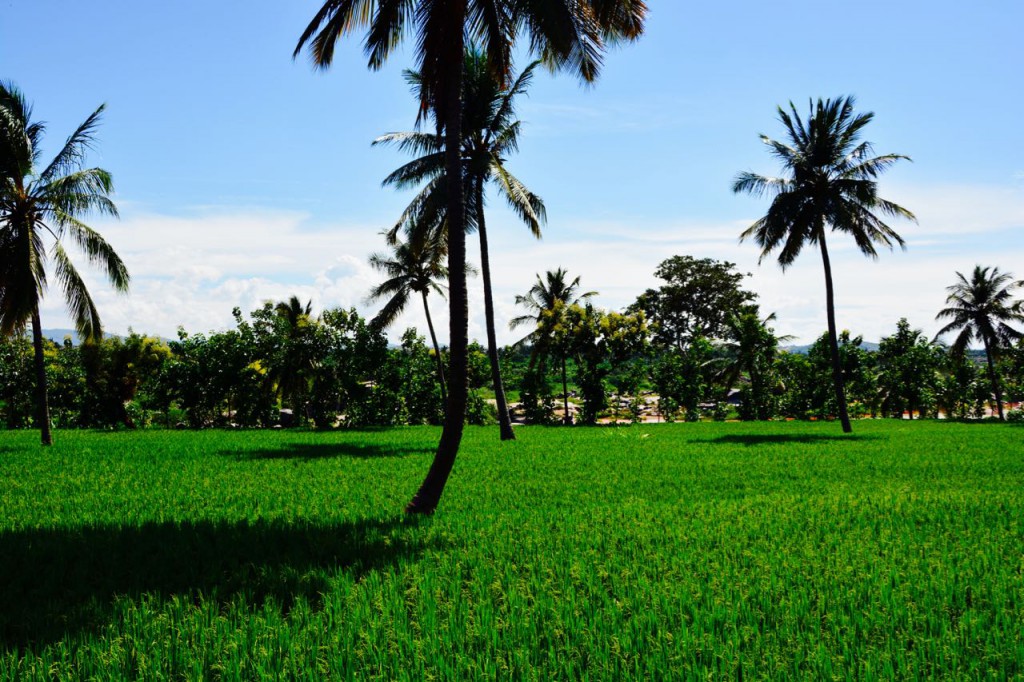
935, 265, 1024, 355
375, 48, 546, 246
0, 81, 129, 341
366, 230, 448, 329
734, 96, 915, 267
510, 267, 596, 336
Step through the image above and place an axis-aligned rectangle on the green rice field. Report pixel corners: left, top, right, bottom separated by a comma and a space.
1, 421, 1022, 680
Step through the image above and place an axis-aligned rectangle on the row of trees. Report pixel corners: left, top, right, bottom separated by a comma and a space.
0, 300, 505, 431
506, 257, 1024, 425
4, 280, 1021, 431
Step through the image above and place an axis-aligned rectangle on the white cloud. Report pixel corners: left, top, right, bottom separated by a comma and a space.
37, 182, 1024, 350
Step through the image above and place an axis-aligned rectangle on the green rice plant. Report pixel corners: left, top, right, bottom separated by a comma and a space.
0, 421, 1021, 679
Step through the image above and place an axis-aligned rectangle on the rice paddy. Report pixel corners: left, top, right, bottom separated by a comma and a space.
1, 421, 1022, 679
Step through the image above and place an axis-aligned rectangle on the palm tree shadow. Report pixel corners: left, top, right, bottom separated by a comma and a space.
0, 515, 434, 649
690, 434, 881, 447
223, 442, 433, 460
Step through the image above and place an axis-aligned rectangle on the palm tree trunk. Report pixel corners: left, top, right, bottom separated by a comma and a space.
561, 356, 571, 425
983, 337, 1005, 420
475, 189, 515, 440
30, 309, 53, 446
421, 290, 447, 407
818, 230, 853, 433
406, 14, 468, 515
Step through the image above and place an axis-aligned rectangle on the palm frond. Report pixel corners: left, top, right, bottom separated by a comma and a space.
52, 242, 102, 342
39, 104, 106, 184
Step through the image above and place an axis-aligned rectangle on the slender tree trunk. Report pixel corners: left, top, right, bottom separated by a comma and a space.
818, 231, 853, 433
406, 14, 467, 514
475, 190, 515, 440
31, 309, 53, 446
983, 338, 1005, 420
421, 290, 447, 408
561, 356, 571, 425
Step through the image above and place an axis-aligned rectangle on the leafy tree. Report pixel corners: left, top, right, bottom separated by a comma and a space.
78, 333, 171, 428
295, 0, 646, 513
876, 319, 941, 419
563, 304, 647, 424
806, 331, 877, 419
376, 50, 545, 441
0, 334, 34, 428
936, 348, 980, 420
511, 268, 596, 424
718, 306, 789, 420
306, 307, 393, 428
367, 232, 448, 406
0, 82, 129, 445
630, 255, 756, 349
652, 336, 714, 421
395, 329, 445, 425
733, 96, 915, 433
775, 350, 814, 419
934, 265, 1024, 420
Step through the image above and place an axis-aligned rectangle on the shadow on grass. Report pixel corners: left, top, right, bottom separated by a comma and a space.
0, 515, 433, 648
689, 433, 882, 446
222, 442, 433, 460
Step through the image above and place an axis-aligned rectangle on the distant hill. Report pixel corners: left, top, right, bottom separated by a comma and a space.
42, 328, 83, 344
782, 341, 880, 355
781, 341, 987, 360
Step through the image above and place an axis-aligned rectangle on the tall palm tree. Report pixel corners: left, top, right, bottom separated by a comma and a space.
295, 0, 647, 513
510, 268, 596, 425
366, 231, 449, 406
934, 265, 1024, 421
376, 48, 546, 441
0, 82, 129, 446
732, 96, 915, 433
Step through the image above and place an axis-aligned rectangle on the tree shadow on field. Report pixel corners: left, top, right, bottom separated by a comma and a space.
0, 515, 434, 649
689, 433, 881, 447
222, 441, 433, 461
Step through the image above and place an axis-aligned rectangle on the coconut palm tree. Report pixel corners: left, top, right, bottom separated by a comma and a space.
366, 231, 449, 406
270, 295, 316, 419
0, 82, 129, 446
718, 306, 791, 421
376, 49, 545, 441
295, 0, 647, 513
934, 265, 1024, 420
511, 268, 596, 425
732, 96, 915, 433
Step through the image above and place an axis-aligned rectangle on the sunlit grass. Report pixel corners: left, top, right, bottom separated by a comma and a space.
1, 421, 1022, 679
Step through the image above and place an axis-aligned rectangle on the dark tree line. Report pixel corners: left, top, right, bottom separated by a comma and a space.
0, 302, 497, 431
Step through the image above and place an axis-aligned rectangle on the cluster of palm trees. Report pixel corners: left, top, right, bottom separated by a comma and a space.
292, 1, 648, 512
936, 266, 1024, 420
0, 82, 129, 446
734, 96, 1023, 429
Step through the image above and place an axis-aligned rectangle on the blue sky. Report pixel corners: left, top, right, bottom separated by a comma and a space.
3, 1, 1022, 345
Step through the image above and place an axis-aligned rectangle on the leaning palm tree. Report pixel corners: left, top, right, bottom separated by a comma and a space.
376, 48, 546, 441
366, 231, 449, 406
0, 82, 129, 446
934, 265, 1024, 420
295, 0, 647, 514
510, 268, 596, 425
732, 96, 915, 433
